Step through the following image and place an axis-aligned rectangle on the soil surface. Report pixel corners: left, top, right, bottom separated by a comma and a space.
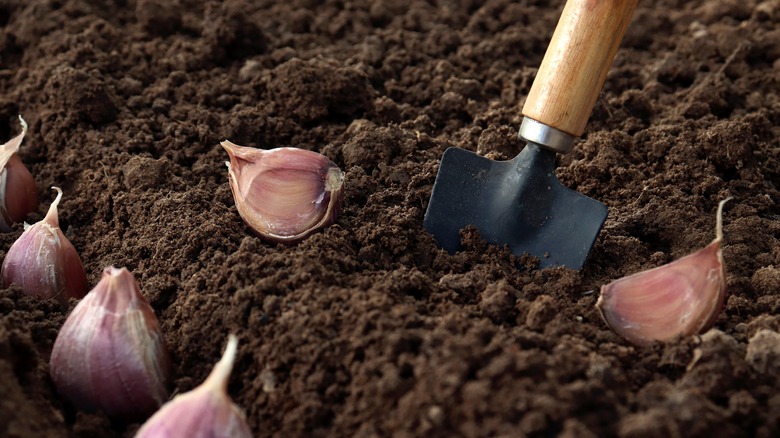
2, 0, 780, 437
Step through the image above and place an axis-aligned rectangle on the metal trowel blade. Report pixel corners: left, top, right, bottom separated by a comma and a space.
423, 144, 607, 270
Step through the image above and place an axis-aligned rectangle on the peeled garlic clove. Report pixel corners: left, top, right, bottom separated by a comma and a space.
1, 187, 88, 303
221, 141, 344, 243
0, 116, 38, 232
135, 334, 252, 438
50, 266, 171, 422
596, 199, 730, 346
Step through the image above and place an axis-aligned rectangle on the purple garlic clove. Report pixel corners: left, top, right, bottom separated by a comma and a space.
221, 141, 344, 243
2, 187, 88, 304
596, 199, 730, 346
135, 334, 252, 438
50, 266, 171, 421
0, 116, 38, 232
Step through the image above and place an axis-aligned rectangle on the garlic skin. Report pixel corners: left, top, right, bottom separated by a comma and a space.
596, 199, 730, 346
135, 334, 252, 438
0, 116, 38, 232
221, 141, 344, 243
1, 187, 88, 303
50, 266, 171, 422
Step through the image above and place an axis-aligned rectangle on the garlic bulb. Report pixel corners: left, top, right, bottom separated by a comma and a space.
50, 266, 171, 421
596, 199, 730, 346
135, 334, 252, 438
0, 116, 38, 232
221, 141, 344, 243
1, 187, 88, 304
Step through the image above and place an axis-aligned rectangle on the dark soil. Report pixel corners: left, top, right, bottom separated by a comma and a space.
2, 0, 780, 436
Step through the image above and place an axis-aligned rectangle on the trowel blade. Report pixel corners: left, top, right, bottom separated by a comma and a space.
423, 145, 607, 270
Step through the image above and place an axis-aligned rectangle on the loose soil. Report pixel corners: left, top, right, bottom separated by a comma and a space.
2, 0, 780, 437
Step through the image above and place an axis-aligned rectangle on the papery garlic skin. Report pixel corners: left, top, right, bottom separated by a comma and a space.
222, 141, 344, 243
135, 334, 252, 438
0, 116, 38, 231
50, 266, 171, 422
596, 199, 730, 346
1, 187, 88, 303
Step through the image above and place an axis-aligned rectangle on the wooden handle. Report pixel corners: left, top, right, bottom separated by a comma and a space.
522, 0, 638, 137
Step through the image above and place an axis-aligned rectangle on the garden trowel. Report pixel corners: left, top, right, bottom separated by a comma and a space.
424, 0, 637, 270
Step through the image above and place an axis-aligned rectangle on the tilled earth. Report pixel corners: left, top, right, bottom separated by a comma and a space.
1, 0, 780, 437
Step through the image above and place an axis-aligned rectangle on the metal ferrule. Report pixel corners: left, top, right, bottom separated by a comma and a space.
518, 117, 575, 154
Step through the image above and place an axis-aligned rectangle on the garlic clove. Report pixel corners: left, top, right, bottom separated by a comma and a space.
596, 199, 730, 346
0, 116, 38, 232
1, 187, 88, 303
135, 334, 252, 438
50, 266, 171, 422
221, 141, 344, 243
